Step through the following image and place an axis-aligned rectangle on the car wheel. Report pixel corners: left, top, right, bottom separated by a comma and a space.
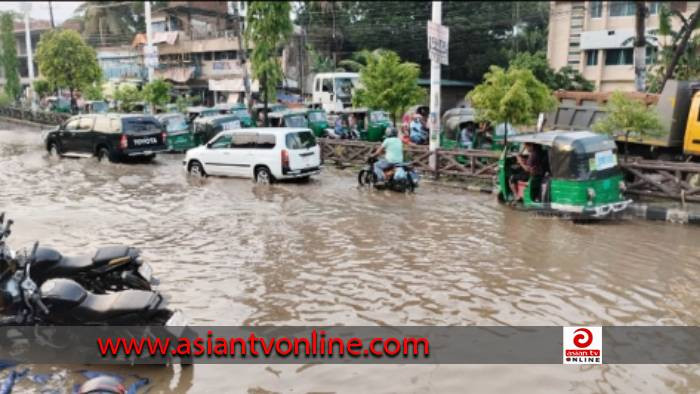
96, 147, 112, 163
255, 166, 273, 184
47, 142, 61, 158
188, 161, 206, 177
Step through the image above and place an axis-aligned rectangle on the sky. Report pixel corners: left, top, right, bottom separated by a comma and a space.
0, 2, 83, 24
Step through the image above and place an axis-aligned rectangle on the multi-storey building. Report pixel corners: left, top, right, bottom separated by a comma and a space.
547, 1, 700, 92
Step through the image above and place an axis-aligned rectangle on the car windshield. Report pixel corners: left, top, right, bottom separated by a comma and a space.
201, 110, 218, 117
163, 115, 188, 132
336, 78, 355, 98
122, 117, 161, 133
308, 111, 326, 122
285, 131, 316, 149
370, 111, 388, 122
285, 115, 308, 128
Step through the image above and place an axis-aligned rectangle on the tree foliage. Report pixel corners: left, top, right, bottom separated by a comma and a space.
36, 29, 102, 109
114, 84, 142, 112
143, 78, 172, 108
1, 12, 20, 102
509, 52, 594, 91
245, 2, 293, 101
82, 83, 104, 101
645, 5, 700, 93
592, 92, 663, 137
468, 66, 556, 126
352, 50, 425, 124
32, 80, 53, 99
297, 1, 550, 82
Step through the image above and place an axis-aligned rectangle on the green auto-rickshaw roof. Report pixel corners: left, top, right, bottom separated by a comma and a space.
509, 130, 616, 154
195, 114, 242, 125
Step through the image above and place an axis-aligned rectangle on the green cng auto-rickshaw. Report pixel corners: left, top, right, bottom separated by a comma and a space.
192, 114, 244, 146
337, 108, 391, 141
251, 103, 287, 126
306, 108, 329, 137
156, 112, 194, 151
228, 104, 254, 127
186, 106, 219, 124
499, 130, 631, 219
268, 110, 309, 128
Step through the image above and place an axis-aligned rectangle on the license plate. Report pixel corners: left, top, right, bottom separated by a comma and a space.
138, 263, 153, 282
142, 150, 152, 155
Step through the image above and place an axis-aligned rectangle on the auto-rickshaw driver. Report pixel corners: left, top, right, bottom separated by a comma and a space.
509, 142, 546, 204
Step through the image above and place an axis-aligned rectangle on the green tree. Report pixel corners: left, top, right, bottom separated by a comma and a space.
1, 12, 20, 102
32, 79, 53, 99
114, 84, 142, 112
36, 29, 102, 112
468, 66, 556, 132
338, 49, 389, 72
175, 95, 194, 113
143, 78, 172, 111
245, 1, 293, 126
352, 50, 425, 125
592, 91, 663, 161
0, 92, 11, 107
510, 52, 594, 91
82, 82, 104, 101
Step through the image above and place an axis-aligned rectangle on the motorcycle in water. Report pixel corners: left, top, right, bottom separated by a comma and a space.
0, 243, 191, 365
0, 213, 154, 293
357, 156, 419, 193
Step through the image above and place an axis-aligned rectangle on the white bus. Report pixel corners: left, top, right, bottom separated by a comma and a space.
311, 72, 359, 113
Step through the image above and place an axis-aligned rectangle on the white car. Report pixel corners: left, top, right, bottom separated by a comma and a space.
183, 127, 321, 183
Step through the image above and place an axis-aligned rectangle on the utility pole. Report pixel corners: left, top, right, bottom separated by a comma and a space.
634, 1, 647, 92
145, 0, 154, 83
428, 2, 442, 174
234, 2, 252, 108
48, 1, 55, 29
21, 2, 36, 111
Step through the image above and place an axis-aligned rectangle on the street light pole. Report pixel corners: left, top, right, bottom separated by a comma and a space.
22, 2, 36, 111
145, 0, 154, 83
428, 1, 442, 174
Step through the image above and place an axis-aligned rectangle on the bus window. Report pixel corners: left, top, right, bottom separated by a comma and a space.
315, 78, 320, 92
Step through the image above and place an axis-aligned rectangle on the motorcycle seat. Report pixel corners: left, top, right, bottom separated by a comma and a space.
92, 246, 132, 266
76, 289, 160, 321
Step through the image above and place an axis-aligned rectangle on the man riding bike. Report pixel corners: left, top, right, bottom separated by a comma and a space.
370, 127, 404, 183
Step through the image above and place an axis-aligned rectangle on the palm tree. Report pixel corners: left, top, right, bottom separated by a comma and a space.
337, 49, 390, 72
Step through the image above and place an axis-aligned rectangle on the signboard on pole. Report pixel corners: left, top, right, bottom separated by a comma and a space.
143, 45, 159, 68
427, 21, 449, 66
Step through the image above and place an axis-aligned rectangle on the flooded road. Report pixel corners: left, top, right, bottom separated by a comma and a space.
2, 121, 700, 393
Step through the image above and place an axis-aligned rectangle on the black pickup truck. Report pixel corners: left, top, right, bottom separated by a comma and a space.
45, 114, 169, 162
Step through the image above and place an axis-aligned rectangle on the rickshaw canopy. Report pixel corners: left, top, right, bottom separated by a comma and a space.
510, 131, 619, 180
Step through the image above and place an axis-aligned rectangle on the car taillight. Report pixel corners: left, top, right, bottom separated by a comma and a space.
119, 135, 128, 149
281, 149, 289, 170
161, 131, 167, 143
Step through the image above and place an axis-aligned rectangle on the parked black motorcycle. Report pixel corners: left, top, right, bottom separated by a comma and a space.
1, 242, 183, 326
358, 157, 419, 193
0, 213, 154, 293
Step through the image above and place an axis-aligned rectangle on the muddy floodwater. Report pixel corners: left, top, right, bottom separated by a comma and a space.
2, 121, 700, 393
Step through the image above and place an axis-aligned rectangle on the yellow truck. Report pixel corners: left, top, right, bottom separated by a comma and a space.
546, 80, 700, 160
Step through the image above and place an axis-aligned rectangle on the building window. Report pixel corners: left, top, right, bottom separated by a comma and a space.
646, 46, 658, 64
586, 50, 599, 66
609, 1, 636, 17
590, 1, 602, 18
648, 2, 659, 14
203, 52, 213, 61
605, 48, 633, 65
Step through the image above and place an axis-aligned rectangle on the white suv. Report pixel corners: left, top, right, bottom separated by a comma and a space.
184, 128, 321, 183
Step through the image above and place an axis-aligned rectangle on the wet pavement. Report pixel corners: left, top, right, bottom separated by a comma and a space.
2, 121, 700, 392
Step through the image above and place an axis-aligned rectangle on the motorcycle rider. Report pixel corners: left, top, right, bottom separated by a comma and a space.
370, 127, 404, 183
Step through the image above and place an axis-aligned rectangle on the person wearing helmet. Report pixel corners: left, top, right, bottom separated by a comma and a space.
370, 127, 403, 183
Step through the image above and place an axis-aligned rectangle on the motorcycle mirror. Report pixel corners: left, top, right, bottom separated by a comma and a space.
30, 241, 39, 261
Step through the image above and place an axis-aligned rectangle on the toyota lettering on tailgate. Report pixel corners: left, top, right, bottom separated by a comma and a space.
133, 137, 158, 146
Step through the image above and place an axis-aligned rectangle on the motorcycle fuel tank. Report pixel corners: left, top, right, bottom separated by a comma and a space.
40, 278, 87, 309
